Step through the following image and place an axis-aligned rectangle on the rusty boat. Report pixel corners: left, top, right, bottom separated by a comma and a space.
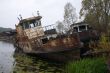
15, 15, 83, 61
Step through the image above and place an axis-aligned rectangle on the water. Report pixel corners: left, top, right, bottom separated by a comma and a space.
0, 41, 64, 73
0, 41, 15, 73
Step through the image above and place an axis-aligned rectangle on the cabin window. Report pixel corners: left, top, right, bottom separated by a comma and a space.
35, 20, 38, 26
74, 27, 78, 32
35, 20, 41, 26
24, 23, 29, 29
22, 20, 41, 29
29, 23, 34, 28
79, 25, 86, 32
38, 21, 41, 26
37, 21, 39, 26
42, 38, 48, 44
33, 23, 36, 27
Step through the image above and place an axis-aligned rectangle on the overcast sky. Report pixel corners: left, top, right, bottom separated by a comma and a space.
0, 0, 82, 28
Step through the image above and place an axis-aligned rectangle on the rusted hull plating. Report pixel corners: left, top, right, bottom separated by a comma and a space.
15, 15, 82, 61
15, 34, 81, 53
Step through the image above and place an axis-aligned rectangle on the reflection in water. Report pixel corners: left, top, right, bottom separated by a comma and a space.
0, 41, 64, 73
13, 53, 64, 73
0, 41, 15, 73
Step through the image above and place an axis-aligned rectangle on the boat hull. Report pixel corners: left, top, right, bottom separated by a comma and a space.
14, 45, 80, 62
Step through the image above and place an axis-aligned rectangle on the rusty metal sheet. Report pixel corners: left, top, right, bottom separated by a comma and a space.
24, 26, 44, 39
42, 35, 81, 52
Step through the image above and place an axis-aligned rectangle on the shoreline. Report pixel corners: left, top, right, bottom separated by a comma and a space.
0, 36, 15, 43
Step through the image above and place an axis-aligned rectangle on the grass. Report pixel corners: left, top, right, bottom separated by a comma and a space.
65, 57, 108, 73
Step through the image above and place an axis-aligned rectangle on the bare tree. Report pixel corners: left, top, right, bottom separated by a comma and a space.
64, 2, 77, 30
56, 21, 64, 34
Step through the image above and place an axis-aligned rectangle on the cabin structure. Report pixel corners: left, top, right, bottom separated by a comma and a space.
15, 15, 82, 61
44, 25, 58, 40
15, 16, 44, 52
70, 22, 98, 42
70, 22, 90, 32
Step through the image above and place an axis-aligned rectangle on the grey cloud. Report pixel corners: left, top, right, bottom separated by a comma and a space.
0, 0, 82, 28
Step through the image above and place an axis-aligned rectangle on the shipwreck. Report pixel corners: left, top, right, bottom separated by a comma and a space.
14, 14, 84, 61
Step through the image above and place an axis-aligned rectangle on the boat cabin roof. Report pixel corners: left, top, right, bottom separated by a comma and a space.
71, 22, 88, 27
18, 16, 42, 26
44, 29, 57, 35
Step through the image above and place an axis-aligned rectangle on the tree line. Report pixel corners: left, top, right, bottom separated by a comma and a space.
56, 0, 110, 34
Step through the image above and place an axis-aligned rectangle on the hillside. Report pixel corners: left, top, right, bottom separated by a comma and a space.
0, 27, 12, 33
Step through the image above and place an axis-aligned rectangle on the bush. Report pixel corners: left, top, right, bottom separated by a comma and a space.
65, 57, 108, 73
89, 33, 110, 51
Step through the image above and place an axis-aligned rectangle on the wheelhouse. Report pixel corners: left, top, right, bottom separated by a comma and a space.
71, 22, 89, 32
16, 16, 44, 39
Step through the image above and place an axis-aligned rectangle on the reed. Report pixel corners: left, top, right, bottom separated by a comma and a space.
65, 57, 107, 73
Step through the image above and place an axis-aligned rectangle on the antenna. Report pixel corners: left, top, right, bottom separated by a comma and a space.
19, 14, 23, 20
37, 11, 40, 16
17, 17, 20, 21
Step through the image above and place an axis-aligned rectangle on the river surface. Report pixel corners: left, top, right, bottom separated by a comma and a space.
0, 41, 15, 73
0, 41, 64, 73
